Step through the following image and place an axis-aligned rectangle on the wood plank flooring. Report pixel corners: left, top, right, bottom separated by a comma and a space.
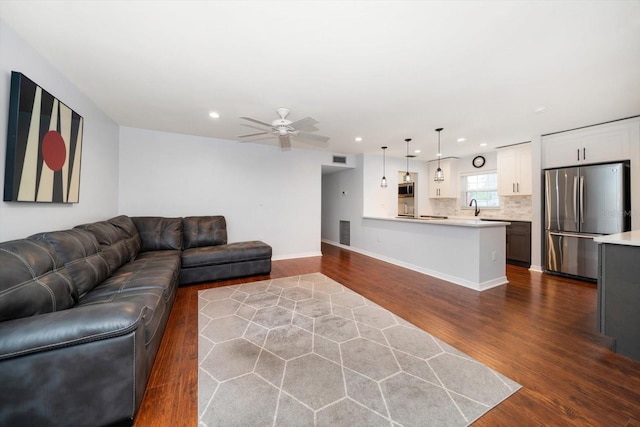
134, 243, 640, 426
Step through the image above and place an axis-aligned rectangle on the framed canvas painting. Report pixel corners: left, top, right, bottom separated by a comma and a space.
3, 71, 83, 203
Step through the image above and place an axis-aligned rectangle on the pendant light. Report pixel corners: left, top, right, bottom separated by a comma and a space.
380, 146, 388, 188
434, 128, 444, 182
404, 138, 412, 183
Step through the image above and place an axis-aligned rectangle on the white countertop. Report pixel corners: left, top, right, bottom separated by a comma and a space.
363, 216, 510, 228
593, 230, 640, 247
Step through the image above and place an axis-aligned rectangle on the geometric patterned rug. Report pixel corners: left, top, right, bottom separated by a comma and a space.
198, 273, 520, 426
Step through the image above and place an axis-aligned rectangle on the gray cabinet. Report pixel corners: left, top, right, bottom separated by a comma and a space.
506, 221, 531, 267
597, 243, 640, 361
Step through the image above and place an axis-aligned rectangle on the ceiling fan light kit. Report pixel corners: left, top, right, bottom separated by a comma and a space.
238, 107, 329, 151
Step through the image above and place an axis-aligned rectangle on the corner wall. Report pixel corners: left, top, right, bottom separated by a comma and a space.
0, 21, 120, 242
118, 127, 327, 259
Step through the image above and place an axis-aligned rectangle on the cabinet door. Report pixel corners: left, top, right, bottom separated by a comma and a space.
543, 135, 584, 169
498, 144, 531, 196
428, 161, 442, 198
543, 120, 633, 168
516, 145, 532, 195
497, 148, 517, 195
428, 159, 458, 198
506, 221, 531, 265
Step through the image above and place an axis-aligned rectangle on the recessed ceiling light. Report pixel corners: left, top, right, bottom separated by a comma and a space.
354, 136, 363, 142
457, 138, 466, 142
437, 153, 442, 157
209, 111, 220, 119
414, 149, 421, 154
480, 143, 487, 147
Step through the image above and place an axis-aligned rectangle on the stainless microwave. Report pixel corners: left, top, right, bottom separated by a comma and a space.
398, 183, 414, 197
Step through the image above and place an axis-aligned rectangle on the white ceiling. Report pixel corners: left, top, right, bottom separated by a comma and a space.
1, 0, 639, 160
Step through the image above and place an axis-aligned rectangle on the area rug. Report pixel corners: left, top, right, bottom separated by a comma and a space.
198, 273, 520, 426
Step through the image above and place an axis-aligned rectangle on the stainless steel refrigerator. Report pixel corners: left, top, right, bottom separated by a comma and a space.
544, 162, 630, 280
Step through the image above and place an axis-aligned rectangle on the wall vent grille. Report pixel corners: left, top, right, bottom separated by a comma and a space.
333, 155, 347, 164
339, 220, 350, 246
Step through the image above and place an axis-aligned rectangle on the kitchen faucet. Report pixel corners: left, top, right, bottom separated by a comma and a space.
469, 198, 480, 216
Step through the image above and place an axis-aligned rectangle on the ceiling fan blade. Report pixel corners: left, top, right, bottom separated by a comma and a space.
289, 117, 318, 130
241, 123, 272, 132
240, 116, 274, 128
279, 134, 291, 151
294, 131, 330, 143
237, 135, 276, 143
237, 131, 269, 138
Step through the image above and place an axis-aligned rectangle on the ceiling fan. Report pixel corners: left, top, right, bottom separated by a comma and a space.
237, 108, 330, 150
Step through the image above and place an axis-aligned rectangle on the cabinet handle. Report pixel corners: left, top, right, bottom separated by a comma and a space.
517, 183, 519, 192
583, 147, 586, 160
512, 183, 515, 193
577, 148, 580, 161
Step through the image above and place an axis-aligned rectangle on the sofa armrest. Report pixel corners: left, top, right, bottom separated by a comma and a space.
0, 301, 144, 360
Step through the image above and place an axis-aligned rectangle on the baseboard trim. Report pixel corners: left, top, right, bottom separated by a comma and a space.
272, 251, 322, 261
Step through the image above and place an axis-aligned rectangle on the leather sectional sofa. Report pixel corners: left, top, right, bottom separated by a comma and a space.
0, 215, 271, 427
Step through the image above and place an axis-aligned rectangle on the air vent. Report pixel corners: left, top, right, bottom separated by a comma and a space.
333, 155, 347, 164
339, 221, 350, 246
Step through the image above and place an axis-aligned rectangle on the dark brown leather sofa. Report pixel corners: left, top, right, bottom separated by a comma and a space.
0, 215, 271, 426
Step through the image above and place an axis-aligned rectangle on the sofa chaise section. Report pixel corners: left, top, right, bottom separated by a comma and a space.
178, 216, 272, 285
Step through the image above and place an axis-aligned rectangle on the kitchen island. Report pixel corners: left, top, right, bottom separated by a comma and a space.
356, 216, 510, 291
594, 231, 640, 361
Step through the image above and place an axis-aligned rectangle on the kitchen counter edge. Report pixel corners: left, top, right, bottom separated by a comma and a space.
593, 230, 640, 247
363, 216, 510, 228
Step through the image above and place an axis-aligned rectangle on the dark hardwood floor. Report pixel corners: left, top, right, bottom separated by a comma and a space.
134, 243, 640, 426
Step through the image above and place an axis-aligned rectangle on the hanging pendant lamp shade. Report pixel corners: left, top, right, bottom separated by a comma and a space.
404, 138, 412, 183
380, 146, 388, 188
434, 128, 445, 182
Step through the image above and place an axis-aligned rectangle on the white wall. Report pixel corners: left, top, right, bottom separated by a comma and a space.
0, 21, 119, 242
119, 127, 328, 259
362, 153, 430, 218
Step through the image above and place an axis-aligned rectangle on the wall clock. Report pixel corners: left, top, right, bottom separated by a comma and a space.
472, 155, 486, 168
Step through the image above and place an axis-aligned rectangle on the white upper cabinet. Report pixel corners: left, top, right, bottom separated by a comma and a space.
428, 158, 458, 198
497, 143, 532, 196
542, 120, 633, 169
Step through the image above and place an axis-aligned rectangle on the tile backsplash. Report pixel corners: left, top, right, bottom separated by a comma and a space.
430, 195, 532, 220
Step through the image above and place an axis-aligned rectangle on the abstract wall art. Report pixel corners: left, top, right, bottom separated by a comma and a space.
3, 71, 84, 203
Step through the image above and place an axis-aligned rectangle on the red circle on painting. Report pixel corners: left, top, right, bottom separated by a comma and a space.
42, 131, 67, 171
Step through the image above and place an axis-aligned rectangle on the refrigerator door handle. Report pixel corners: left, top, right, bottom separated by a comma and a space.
580, 176, 585, 225
573, 176, 579, 229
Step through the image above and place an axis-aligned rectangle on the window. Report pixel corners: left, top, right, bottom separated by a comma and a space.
461, 172, 499, 208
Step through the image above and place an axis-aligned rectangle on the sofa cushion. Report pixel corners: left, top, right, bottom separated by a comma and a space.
181, 241, 272, 268
0, 239, 76, 322
109, 215, 142, 259
132, 217, 183, 252
84, 250, 181, 304
182, 216, 227, 249
29, 229, 110, 299
75, 220, 134, 274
